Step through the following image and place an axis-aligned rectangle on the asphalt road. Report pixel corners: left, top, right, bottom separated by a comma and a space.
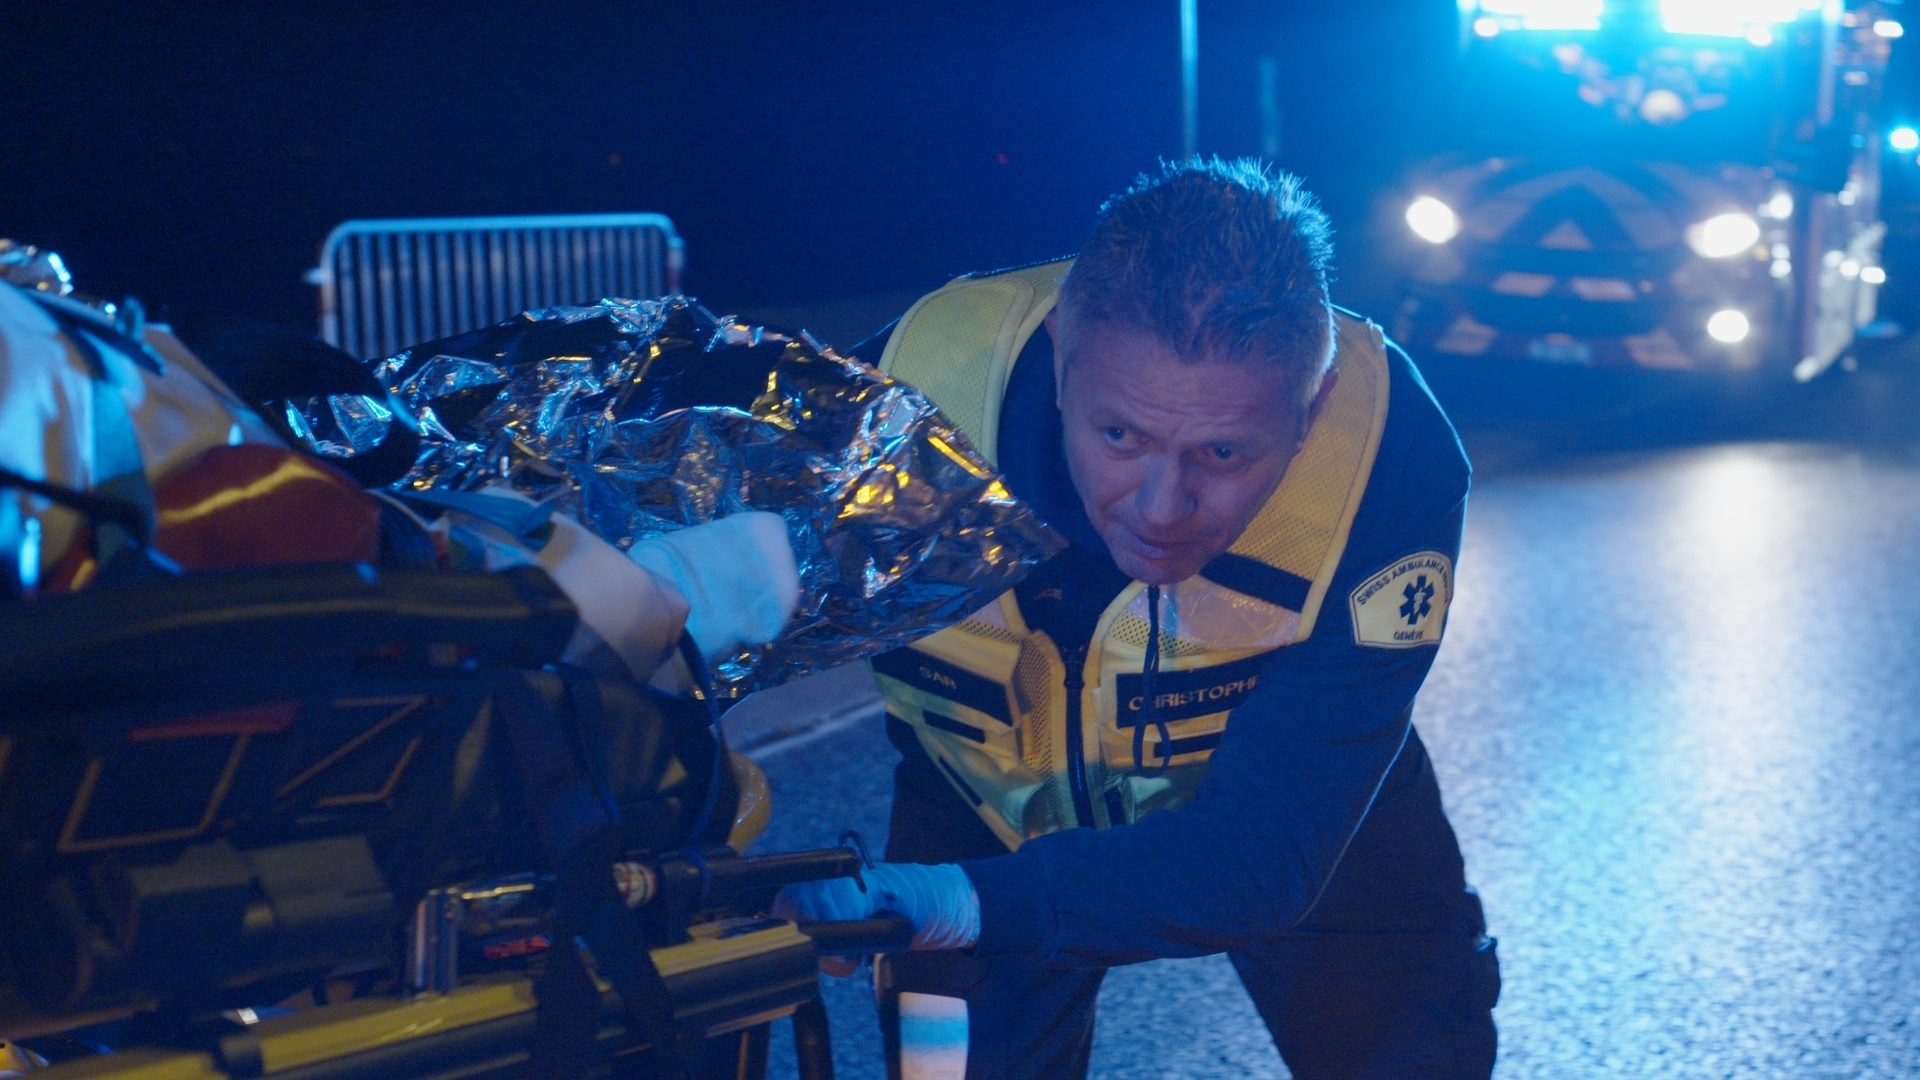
740, 347, 1920, 1079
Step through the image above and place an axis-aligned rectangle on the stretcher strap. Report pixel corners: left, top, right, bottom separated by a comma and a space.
498, 673, 694, 1079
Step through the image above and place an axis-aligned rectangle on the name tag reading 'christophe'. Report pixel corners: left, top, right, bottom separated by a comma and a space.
1115, 651, 1274, 726
1349, 550, 1453, 648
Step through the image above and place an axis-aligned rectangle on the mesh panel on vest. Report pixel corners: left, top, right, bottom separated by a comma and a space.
883, 281, 1016, 462
1226, 320, 1384, 580
1012, 641, 1077, 836
1014, 643, 1052, 773
954, 619, 1019, 645
1107, 612, 1208, 658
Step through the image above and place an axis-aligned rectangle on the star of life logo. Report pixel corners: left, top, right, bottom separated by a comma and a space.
1349, 551, 1453, 648
1400, 576, 1434, 625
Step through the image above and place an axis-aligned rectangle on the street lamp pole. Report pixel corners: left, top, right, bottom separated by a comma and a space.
1181, 0, 1198, 157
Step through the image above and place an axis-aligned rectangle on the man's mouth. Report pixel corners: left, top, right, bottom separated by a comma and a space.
1116, 529, 1201, 567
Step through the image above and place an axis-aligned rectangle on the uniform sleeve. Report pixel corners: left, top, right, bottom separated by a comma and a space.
960, 349, 1470, 967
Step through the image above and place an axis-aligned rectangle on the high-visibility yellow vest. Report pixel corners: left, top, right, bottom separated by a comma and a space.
874, 260, 1392, 850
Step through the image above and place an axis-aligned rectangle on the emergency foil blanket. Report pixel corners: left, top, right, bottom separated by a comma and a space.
291, 297, 1063, 694
0, 240, 74, 296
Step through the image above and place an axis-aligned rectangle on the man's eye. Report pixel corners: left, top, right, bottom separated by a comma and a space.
1104, 427, 1129, 444
1211, 445, 1235, 461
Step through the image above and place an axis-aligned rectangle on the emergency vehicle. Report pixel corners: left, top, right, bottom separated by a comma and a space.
1394, 0, 1901, 379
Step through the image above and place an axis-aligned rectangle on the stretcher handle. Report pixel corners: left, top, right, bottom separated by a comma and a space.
796, 912, 916, 955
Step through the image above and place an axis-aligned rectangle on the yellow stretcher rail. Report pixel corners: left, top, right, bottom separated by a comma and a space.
33, 920, 818, 1080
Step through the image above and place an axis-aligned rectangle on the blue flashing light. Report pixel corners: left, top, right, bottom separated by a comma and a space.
1659, 0, 1805, 37
1477, 0, 1603, 31
1476, 0, 1810, 36
1891, 127, 1920, 153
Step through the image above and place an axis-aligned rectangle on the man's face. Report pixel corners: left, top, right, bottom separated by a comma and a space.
1052, 315, 1305, 585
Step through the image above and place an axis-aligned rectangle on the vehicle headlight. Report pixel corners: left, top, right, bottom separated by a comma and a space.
1686, 212, 1761, 259
1406, 196, 1461, 245
1706, 309, 1751, 344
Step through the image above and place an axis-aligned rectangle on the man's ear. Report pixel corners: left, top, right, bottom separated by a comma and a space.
1046, 310, 1066, 407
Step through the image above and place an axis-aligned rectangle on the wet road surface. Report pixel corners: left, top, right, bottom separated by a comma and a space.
746, 354, 1920, 1078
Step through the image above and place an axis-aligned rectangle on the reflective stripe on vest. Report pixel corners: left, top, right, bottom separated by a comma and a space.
877, 260, 1391, 850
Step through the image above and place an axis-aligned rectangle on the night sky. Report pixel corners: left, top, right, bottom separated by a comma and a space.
2, 1, 1456, 345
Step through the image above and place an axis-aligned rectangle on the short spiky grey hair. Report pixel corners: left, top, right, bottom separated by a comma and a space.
1055, 157, 1336, 416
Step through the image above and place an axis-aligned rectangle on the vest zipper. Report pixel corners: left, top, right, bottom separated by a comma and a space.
1059, 643, 1098, 829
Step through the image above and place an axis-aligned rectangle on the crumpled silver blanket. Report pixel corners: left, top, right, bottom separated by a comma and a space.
291, 296, 1063, 694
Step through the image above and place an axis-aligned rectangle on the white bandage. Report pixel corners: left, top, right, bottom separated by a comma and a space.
625, 511, 800, 662
531, 511, 690, 680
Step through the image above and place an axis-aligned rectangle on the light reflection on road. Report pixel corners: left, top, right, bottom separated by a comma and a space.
1428, 442, 1920, 1077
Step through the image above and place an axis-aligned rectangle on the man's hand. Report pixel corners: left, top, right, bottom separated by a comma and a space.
773, 863, 981, 953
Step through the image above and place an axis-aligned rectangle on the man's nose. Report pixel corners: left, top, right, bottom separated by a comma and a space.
1134, 457, 1195, 529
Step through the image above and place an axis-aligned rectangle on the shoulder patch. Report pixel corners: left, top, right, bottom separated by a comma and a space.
1348, 551, 1453, 648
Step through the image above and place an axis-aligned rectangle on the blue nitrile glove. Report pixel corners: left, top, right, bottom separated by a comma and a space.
772, 863, 980, 951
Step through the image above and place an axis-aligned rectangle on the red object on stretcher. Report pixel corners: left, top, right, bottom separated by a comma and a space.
153, 444, 380, 570
44, 444, 382, 592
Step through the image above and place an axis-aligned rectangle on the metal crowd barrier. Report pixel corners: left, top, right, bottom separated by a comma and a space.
307, 213, 685, 359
